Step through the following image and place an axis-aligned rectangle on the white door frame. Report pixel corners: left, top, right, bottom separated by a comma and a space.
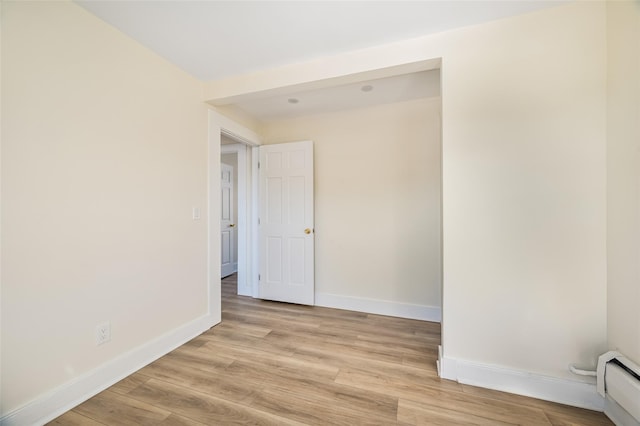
208, 109, 261, 323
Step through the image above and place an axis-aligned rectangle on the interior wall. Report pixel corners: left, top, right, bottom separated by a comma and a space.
206, 1, 608, 384
221, 153, 239, 269
441, 1, 608, 380
261, 97, 442, 311
1, 1, 208, 414
606, 0, 640, 366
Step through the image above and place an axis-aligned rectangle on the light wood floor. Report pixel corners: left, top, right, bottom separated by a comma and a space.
50, 275, 612, 425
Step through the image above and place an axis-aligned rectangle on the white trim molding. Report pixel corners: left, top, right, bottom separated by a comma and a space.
208, 110, 261, 300
437, 345, 458, 379
208, 108, 261, 147
0, 315, 216, 426
437, 354, 605, 412
315, 292, 441, 322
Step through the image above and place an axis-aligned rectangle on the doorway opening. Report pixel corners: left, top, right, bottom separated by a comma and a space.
220, 133, 255, 297
207, 109, 261, 325
207, 60, 442, 334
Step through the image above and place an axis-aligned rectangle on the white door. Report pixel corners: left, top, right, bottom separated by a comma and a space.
259, 141, 314, 305
221, 163, 236, 278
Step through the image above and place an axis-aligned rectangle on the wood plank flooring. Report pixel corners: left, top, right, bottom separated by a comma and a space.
50, 275, 612, 425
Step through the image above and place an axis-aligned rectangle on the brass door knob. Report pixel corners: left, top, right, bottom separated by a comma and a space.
229, 224, 235, 228
304, 228, 311, 234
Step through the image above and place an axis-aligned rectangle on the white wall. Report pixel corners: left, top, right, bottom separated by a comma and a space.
1, 1, 210, 416
606, 0, 640, 366
206, 1, 608, 398
221, 153, 239, 269
261, 98, 442, 317
440, 2, 607, 382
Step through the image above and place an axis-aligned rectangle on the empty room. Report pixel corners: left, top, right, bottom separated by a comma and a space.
2, 1, 638, 425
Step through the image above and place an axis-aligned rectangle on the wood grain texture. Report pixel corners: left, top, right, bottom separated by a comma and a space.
48, 411, 105, 426
49, 274, 612, 425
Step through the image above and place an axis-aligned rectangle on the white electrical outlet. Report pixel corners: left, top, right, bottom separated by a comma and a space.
96, 321, 111, 345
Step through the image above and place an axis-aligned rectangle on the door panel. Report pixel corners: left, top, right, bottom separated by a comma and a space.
259, 141, 314, 305
221, 163, 235, 278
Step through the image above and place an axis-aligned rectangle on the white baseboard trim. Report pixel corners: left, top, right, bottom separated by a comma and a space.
437, 354, 604, 411
315, 292, 441, 322
437, 345, 458, 379
1, 314, 218, 426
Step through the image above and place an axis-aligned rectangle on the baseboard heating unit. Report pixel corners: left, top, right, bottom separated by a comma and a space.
597, 351, 640, 426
